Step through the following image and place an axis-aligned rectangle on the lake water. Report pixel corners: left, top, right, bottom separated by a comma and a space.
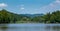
0, 23, 60, 31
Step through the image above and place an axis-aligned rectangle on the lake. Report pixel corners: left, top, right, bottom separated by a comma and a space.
0, 23, 60, 31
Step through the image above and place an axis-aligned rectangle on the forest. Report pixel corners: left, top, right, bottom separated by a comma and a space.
0, 9, 60, 24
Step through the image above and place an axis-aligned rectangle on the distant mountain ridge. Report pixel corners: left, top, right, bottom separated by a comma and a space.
20, 14, 44, 17
0, 9, 44, 23
0, 9, 44, 18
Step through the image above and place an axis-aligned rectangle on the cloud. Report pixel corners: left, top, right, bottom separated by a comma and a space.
20, 4, 25, 10
56, 0, 60, 3
39, 0, 60, 13
20, 7, 25, 10
0, 3, 8, 8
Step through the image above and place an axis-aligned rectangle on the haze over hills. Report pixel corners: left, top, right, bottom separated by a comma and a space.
20, 14, 44, 18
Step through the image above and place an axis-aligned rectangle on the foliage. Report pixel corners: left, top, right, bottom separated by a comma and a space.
0, 9, 60, 24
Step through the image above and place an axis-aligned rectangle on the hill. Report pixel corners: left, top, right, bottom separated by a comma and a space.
20, 14, 43, 18
0, 9, 44, 23
0, 9, 60, 24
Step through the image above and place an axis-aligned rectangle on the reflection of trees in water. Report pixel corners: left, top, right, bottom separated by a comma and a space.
0, 24, 8, 31
45, 25, 60, 31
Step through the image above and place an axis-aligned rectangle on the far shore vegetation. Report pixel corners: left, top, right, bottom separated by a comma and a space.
0, 9, 60, 24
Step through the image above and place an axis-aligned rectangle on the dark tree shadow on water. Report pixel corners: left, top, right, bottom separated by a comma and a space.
45, 25, 60, 31
0, 24, 8, 31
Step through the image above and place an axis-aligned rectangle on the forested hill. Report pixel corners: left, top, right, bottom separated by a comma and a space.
0, 9, 22, 23
20, 14, 43, 18
0, 9, 60, 24
0, 9, 43, 24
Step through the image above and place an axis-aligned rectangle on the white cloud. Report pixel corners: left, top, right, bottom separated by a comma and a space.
20, 4, 25, 10
39, 0, 60, 13
56, 0, 60, 3
20, 7, 25, 10
0, 3, 8, 8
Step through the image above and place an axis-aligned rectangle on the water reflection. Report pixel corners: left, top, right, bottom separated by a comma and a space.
45, 24, 60, 31
0, 24, 60, 31
0, 24, 8, 31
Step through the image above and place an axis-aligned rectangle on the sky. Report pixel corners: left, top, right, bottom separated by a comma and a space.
0, 0, 60, 14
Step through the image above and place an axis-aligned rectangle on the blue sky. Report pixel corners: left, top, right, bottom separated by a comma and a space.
0, 0, 60, 14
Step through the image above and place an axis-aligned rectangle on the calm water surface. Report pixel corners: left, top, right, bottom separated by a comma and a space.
0, 23, 60, 31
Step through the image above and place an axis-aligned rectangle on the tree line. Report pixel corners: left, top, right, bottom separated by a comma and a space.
0, 9, 60, 24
